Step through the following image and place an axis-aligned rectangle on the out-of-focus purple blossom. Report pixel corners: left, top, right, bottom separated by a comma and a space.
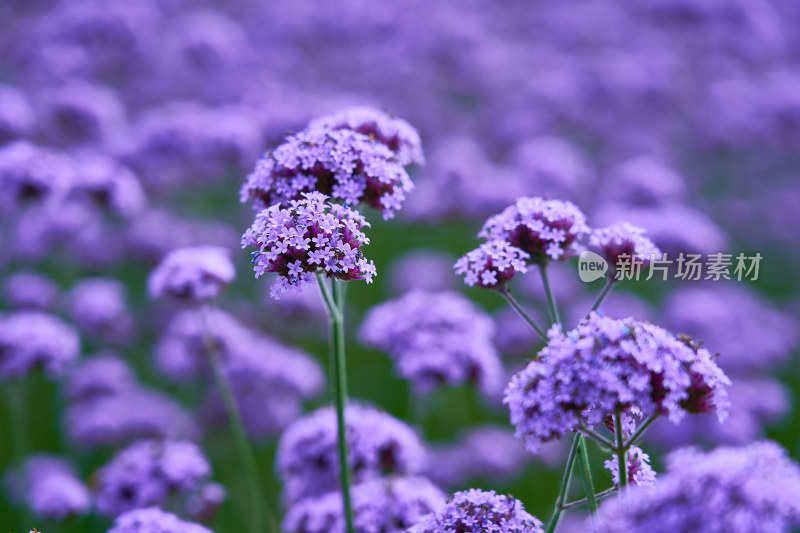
0, 311, 79, 380
592, 203, 727, 256
120, 102, 263, 186
505, 313, 730, 453
360, 291, 503, 394
646, 377, 791, 448
283, 476, 446, 533
2, 272, 59, 311
408, 489, 544, 533
596, 441, 800, 533
66, 154, 146, 218
64, 353, 137, 401
186, 482, 227, 523
148, 246, 236, 302
5, 455, 90, 521
240, 127, 413, 219
94, 439, 211, 516
479, 197, 590, 263
387, 250, 456, 294
427, 426, 529, 488
307, 106, 425, 166
454, 240, 529, 290
204, 335, 325, 440
67, 278, 134, 344
603, 446, 657, 488
277, 404, 427, 503
37, 82, 125, 146
662, 284, 798, 373
493, 307, 547, 359
108, 507, 212, 533
124, 208, 238, 263
0, 85, 34, 144
589, 222, 662, 269
242, 192, 377, 299
509, 136, 594, 198
602, 156, 687, 207
65, 387, 196, 449
0, 141, 73, 211
155, 307, 251, 382
403, 137, 524, 222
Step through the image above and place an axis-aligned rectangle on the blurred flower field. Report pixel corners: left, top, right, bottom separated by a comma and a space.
2, 0, 800, 532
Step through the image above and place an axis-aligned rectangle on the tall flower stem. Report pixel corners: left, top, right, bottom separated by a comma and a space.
545, 432, 582, 533
624, 414, 660, 448
613, 411, 629, 491
577, 438, 599, 515
316, 275, 356, 533
7, 381, 32, 527
200, 307, 274, 533
589, 278, 615, 313
539, 263, 562, 328
500, 289, 547, 339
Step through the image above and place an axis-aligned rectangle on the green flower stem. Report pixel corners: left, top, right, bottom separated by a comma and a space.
200, 307, 274, 533
578, 424, 617, 450
561, 487, 618, 511
7, 381, 32, 528
500, 289, 547, 340
317, 275, 356, 533
545, 432, 582, 533
589, 278, 615, 314
539, 263, 562, 328
624, 413, 660, 448
577, 437, 599, 515
613, 411, 629, 491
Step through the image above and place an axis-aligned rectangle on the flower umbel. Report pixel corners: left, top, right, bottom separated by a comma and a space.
242, 191, 376, 299
454, 240, 529, 290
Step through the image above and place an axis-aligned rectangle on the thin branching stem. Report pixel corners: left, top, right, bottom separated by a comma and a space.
500, 288, 547, 339
589, 277, 615, 314
545, 432, 582, 533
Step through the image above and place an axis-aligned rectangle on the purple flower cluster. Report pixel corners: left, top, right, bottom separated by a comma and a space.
0, 141, 72, 210
67, 278, 134, 344
359, 291, 503, 394
454, 241, 530, 290
93, 439, 212, 516
283, 476, 446, 533
108, 507, 212, 533
307, 106, 425, 166
240, 127, 413, 218
0, 311, 79, 380
596, 441, 800, 533
505, 313, 730, 452
408, 489, 544, 533
5, 455, 90, 520
242, 191, 376, 299
603, 446, 657, 487
479, 197, 590, 263
64, 354, 196, 448
276, 404, 427, 503
2, 271, 59, 310
589, 222, 662, 269
427, 426, 529, 487
148, 245, 236, 301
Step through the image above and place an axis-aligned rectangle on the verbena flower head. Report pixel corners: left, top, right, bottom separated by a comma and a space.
39, 81, 125, 146
504, 313, 730, 453
66, 154, 147, 218
408, 489, 544, 533
596, 441, 800, 533
239, 127, 413, 219
0, 311, 80, 380
427, 427, 529, 488
65, 353, 137, 401
148, 245, 236, 301
307, 106, 425, 166
283, 476, 446, 533
454, 240, 529, 290
603, 446, 657, 488
94, 439, 211, 516
5, 455, 90, 521
277, 403, 427, 503
478, 197, 589, 263
67, 278, 133, 344
2, 272, 59, 310
360, 291, 503, 394
242, 191, 376, 299
590, 222, 662, 269
0, 84, 34, 143
0, 141, 73, 210
109, 507, 212, 533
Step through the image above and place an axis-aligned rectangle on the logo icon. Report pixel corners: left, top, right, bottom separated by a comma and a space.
578, 251, 608, 283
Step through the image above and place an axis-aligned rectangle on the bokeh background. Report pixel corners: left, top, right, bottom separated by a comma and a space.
1, 0, 800, 531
